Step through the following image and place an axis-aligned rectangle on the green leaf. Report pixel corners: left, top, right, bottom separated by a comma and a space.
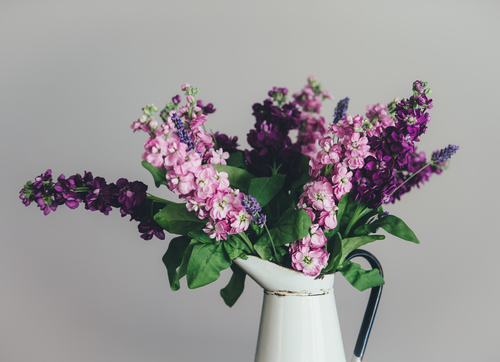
254, 209, 311, 261
226, 152, 247, 170
256, 208, 311, 248
162, 236, 192, 291
189, 229, 217, 244
141, 161, 167, 188
248, 174, 286, 207
224, 234, 251, 260
289, 155, 311, 192
212, 164, 254, 193
338, 260, 385, 291
186, 243, 232, 289
370, 215, 420, 243
220, 264, 246, 307
154, 202, 205, 235
323, 233, 343, 274
338, 194, 355, 233
340, 235, 385, 265
254, 243, 273, 260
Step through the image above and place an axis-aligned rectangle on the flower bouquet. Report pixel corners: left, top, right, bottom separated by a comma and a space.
19, 77, 458, 307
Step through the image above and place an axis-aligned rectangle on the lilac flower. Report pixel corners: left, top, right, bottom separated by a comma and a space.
431, 144, 459, 165
333, 97, 350, 124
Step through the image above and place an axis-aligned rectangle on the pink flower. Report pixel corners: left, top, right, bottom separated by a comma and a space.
185, 197, 208, 219
306, 179, 334, 211
203, 219, 230, 241
229, 208, 251, 234
209, 191, 235, 220
318, 208, 338, 230
164, 136, 187, 168
206, 148, 229, 165
194, 165, 218, 199
142, 137, 169, 168
302, 224, 327, 248
344, 132, 369, 154
345, 149, 366, 170
331, 164, 353, 200
289, 242, 329, 277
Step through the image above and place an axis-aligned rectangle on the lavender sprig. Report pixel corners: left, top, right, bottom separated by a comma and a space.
431, 144, 459, 165
241, 194, 266, 227
333, 97, 350, 124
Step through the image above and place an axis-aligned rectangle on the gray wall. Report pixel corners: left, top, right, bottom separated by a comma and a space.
1, 1, 498, 361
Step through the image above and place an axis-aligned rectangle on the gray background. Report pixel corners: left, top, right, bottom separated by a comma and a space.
1, 1, 499, 361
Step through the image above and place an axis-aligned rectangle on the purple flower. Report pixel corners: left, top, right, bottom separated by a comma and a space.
333, 97, 350, 124
214, 132, 239, 154
116, 178, 148, 210
241, 194, 266, 227
172, 94, 181, 105
53, 174, 82, 209
85, 177, 117, 215
171, 111, 197, 152
196, 100, 216, 115
138, 220, 165, 240
431, 144, 459, 165
21, 169, 59, 215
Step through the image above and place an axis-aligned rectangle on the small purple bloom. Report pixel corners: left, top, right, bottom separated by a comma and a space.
241, 194, 266, 227
431, 144, 459, 165
172, 94, 181, 105
333, 97, 350, 124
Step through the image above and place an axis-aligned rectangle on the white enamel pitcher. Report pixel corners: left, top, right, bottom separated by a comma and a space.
233, 249, 383, 362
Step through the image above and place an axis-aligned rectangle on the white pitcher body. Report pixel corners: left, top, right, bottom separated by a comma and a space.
234, 256, 346, 362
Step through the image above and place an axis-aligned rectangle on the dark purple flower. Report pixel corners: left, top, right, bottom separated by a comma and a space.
85, 177, 117, 215
138, 220, 165, 240
214, 132, 239, 154
53, 174, 82, 209
196, 100, 216, 115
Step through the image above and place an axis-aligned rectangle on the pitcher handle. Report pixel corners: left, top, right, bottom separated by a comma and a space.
345, 249, 384, 362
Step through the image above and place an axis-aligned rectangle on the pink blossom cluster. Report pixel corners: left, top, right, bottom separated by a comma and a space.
289, 224, 329, 276
294, 77, 332, 158
289, 105, 394, 276
133, 85, 252, 241
364, 103, 395, 137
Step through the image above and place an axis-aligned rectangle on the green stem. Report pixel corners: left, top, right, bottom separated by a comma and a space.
389, 162, 432, 197
344, 203, 369, 236
238, 232, 255, 254
146, 193, 170, 204
75, 187, 90, 193
264, 223, 278, 260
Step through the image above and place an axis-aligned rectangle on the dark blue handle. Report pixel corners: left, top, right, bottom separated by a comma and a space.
346, 249, 384, 360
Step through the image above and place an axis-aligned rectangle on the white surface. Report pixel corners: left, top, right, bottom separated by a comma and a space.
1, 1, 499, 361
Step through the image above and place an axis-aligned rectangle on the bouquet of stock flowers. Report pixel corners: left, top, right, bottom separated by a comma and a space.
19, 78, 458, 306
